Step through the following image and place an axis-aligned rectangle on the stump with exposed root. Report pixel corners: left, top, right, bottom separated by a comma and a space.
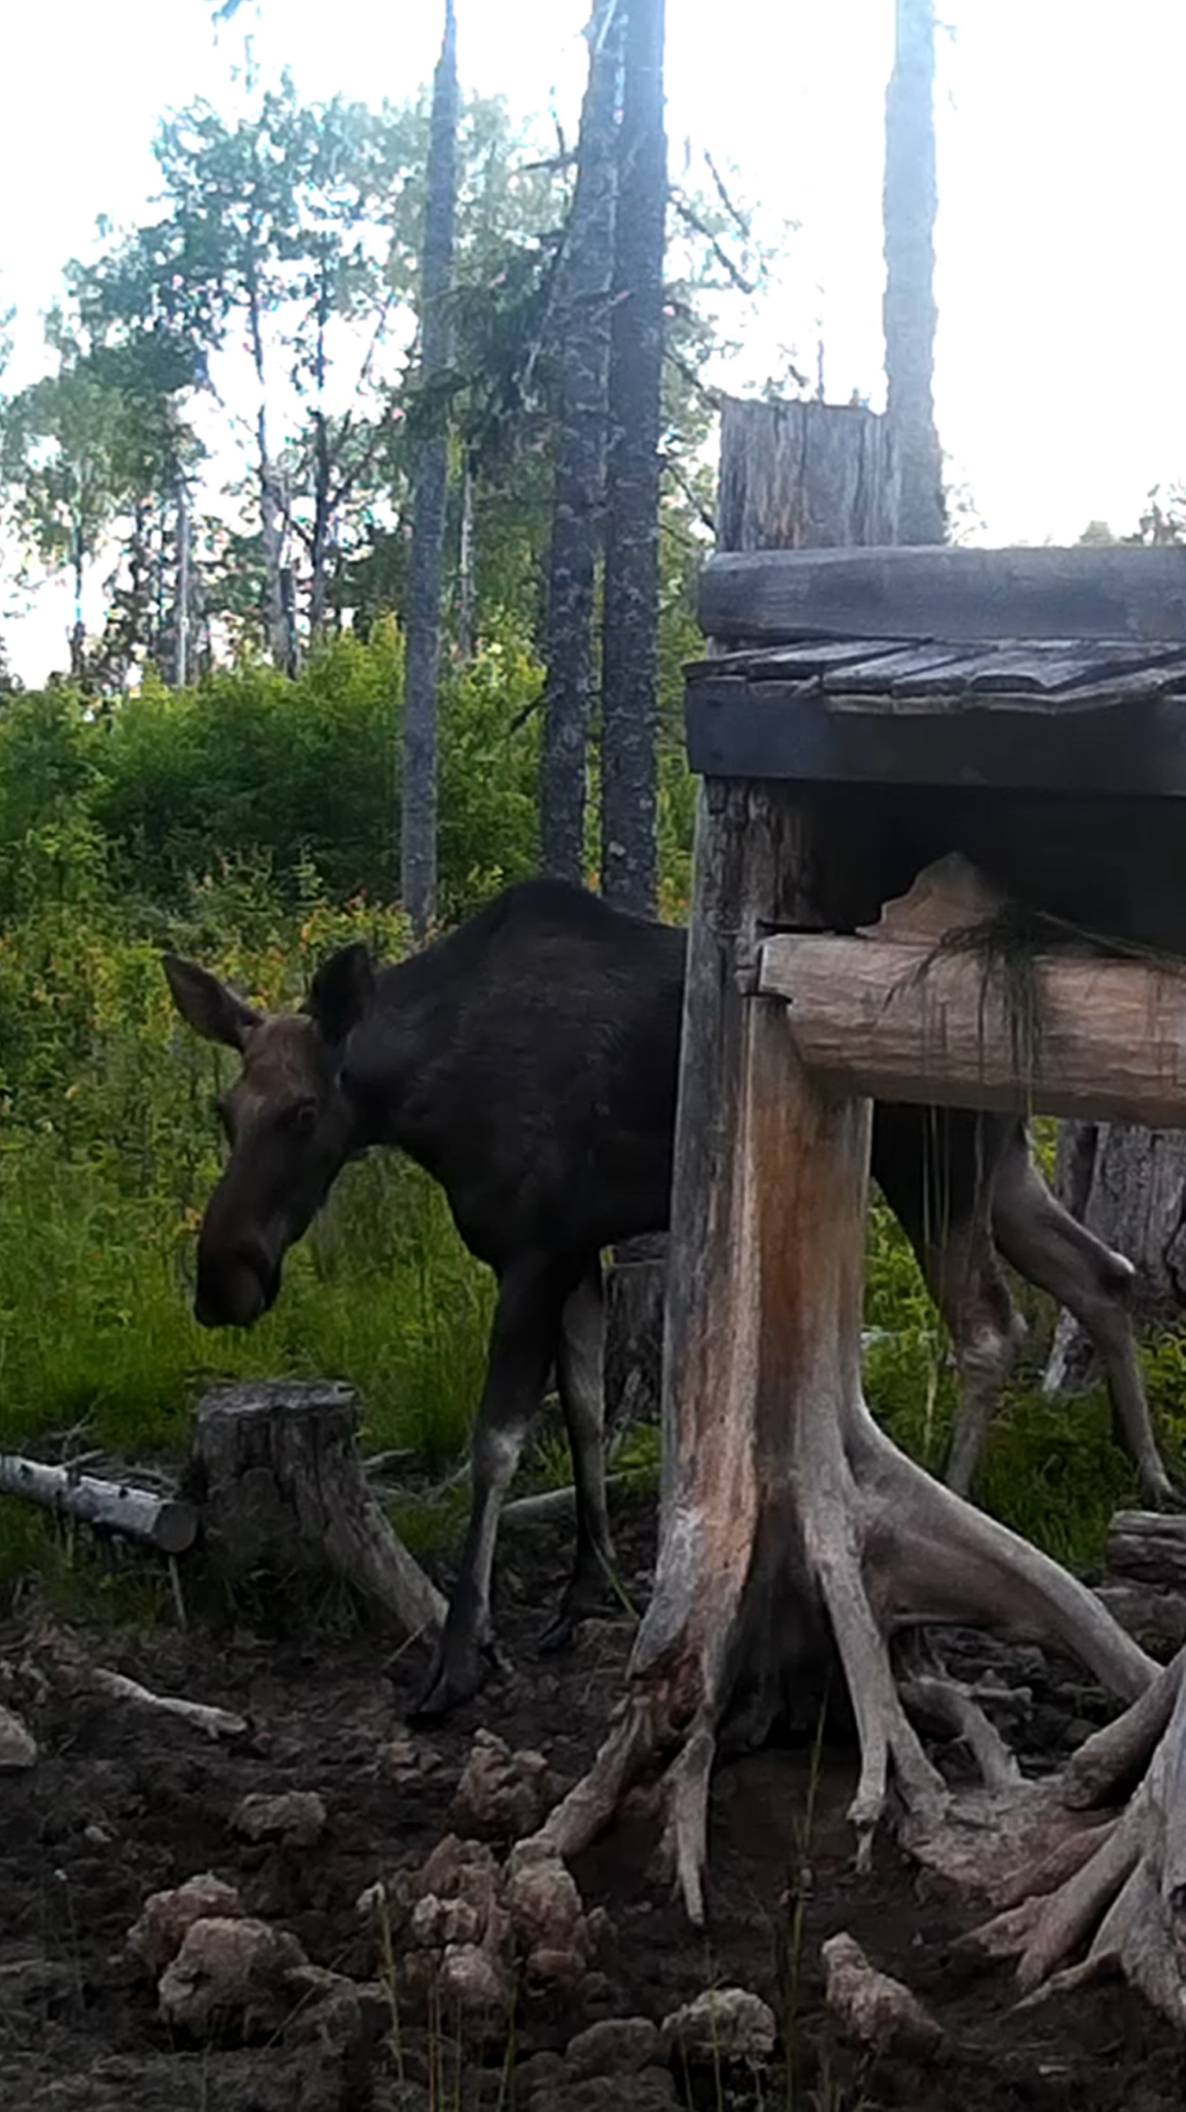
186, 1380, 444, 1641
530, 793, 1186, 2029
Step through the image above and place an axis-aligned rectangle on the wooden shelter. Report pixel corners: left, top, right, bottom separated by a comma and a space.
537, 529, 1186, 2024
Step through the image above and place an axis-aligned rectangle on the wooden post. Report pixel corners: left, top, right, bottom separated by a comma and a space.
716, 398, 901, 558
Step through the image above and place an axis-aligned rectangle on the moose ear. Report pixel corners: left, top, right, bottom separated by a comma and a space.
306, 942, 375, 1046
163, 955, 262, 1051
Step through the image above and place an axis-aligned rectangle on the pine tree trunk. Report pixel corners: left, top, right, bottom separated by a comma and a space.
456, 447, 476, 664
541, 0, 623, 883
402, 0, 459, 940
174, 479, 191, 689
600, 0, 666, 915
883, 0, 946, 545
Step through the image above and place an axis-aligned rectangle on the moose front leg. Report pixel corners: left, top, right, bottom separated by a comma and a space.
412, 1255, 573, 1719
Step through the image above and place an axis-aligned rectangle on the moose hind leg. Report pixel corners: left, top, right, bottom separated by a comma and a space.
874, 1107, 1024, 1499
539, 1255, 617, 1652
941, 1228, 1026, 1498
991, 1144, 1180, 1509
412, 1254, 574, 1719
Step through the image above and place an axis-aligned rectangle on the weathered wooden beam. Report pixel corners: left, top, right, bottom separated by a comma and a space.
698, 544, 1186, 646
684, 677, 1186, 800
757, 934, 1186, 1127
0, 1454, 199, 1555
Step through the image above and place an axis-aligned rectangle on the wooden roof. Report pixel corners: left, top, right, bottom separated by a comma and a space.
687, 636, 1186, 715
686, 547, 1186, 799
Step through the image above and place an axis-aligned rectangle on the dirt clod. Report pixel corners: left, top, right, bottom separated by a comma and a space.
822, 1930, 943, 2057
661, 1985, 777, 2062
157, 1913, 308, 2037
232, 1787, 328, 1847
127, 1871, 244, 1974
451, 1725, 564, 1839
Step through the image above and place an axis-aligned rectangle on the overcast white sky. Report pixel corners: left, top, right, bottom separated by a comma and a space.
2, 0, 1184, 681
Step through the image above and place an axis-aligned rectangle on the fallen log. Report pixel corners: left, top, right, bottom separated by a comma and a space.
0, 1453, 199, 1556
1106, 1510, 1186, 1591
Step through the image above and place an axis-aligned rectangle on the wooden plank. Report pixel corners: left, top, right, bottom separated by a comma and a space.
684, 684, 1186, 795
819, 642, 994, 692
825, 670, 1186, 717
685, 639, 909, 682
698, 545, 1186, 646
884, 642, 1186, 700
757, 931, 1186, 1128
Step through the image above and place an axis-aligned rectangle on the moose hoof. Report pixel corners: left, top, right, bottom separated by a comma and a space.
409, 1635, 505, 1722
536, 1570, 618, 1656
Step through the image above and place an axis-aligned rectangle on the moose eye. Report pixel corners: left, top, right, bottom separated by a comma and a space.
284, 1099, 318, 1138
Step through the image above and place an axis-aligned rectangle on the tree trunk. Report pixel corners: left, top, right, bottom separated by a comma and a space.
533, 788, 1151, 1924
883, 0, 946, 545
604, 1233, 666, 1429
1046, 1121, 1186, 1393
456, 445, 476, 663
174, 476, 191, 689
402, 0, 459, 940
540, 0, 623, 883
185, 1380, 445, 1640
600, 0, 666, 915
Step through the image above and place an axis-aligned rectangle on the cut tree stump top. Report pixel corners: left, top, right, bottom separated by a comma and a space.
687, 547, 1186, 804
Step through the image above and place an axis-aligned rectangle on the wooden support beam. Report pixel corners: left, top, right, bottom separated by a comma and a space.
757, 931, 1186, 1129
698, 544, 1186, 647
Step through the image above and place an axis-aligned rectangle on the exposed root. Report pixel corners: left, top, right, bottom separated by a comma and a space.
530, 1696, 659, 1864
958, 1653, 1186, 2027
899, 1673, 1021, 1792
656, 1719, 717, 1925
1063, 1648, 1184, 1807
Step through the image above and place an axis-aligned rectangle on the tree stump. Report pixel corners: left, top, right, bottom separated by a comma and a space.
186, 1382, 445, 1640
604, 1236, 667, 1430
530, 789, 1153, 1926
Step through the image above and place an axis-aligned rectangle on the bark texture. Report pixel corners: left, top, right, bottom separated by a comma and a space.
600, 0, 666, 915
541, 0, 623, 883
883, 0, 946, 545
529, 789, 1151, 1925
187, 1380, 445, 1639
402, 0, 459, 939
717, 397, 901, 557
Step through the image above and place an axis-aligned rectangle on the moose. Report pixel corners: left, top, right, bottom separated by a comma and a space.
164, 878, 1175, 1717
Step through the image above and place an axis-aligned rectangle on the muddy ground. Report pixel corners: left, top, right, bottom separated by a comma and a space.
3, 1493, 1186, 2112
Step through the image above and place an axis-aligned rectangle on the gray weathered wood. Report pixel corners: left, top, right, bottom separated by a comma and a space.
698, 545, 1186, 646
716, 397, 901, 556
1107, 1512, 1186, 1591
758, 926, 1186, 1129
188, 1381, 445, 1637
604, 1233, 667, 1428
685, 678, 1186, 797
0, 1453, 198, 1555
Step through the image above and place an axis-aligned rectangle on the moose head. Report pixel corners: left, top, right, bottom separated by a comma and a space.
163, 944, 375, 1328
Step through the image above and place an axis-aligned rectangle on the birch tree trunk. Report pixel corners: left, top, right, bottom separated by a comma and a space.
402, 0, 459, 939
540, 0, 623, 883
883, 0, 946, 545
600, 0, 666, 915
